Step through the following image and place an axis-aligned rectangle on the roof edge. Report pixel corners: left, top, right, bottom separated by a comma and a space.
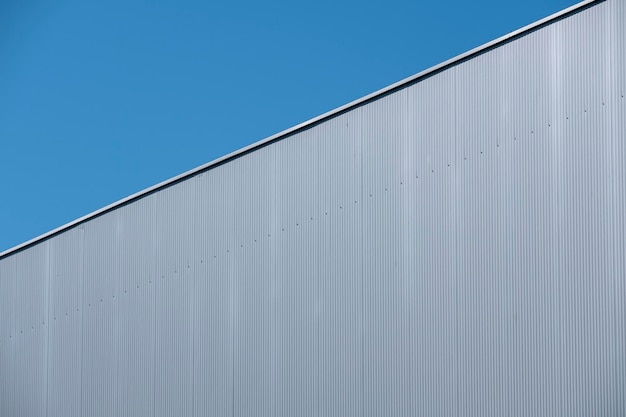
0, 0, 604, 259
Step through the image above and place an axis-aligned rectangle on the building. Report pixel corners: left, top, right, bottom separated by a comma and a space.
1, 0, 624, 415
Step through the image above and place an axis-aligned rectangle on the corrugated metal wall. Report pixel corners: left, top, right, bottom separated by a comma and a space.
1, 1, 624, 415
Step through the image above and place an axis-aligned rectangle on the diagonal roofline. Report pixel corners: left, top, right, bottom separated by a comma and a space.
0, 0, 604, 259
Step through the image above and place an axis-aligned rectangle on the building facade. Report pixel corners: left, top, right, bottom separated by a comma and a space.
1, 0, 624, 415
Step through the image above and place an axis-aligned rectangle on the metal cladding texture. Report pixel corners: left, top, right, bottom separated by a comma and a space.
1, 1, 625, 415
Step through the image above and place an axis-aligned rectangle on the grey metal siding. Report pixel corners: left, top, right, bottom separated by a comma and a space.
1, 0, 625, 415
48, 228, 83, 417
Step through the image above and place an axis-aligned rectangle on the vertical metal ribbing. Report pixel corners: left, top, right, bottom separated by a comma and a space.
12, 243, 49, 416
0, 1, 623, 416
45, 237, 51, 417
0, 256, 16, 417
609, 1, 626, 414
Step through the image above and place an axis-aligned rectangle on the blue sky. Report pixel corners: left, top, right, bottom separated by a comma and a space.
0, 0, 580, 253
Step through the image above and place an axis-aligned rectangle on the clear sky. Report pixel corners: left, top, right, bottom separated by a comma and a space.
0, 0, 580, 253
